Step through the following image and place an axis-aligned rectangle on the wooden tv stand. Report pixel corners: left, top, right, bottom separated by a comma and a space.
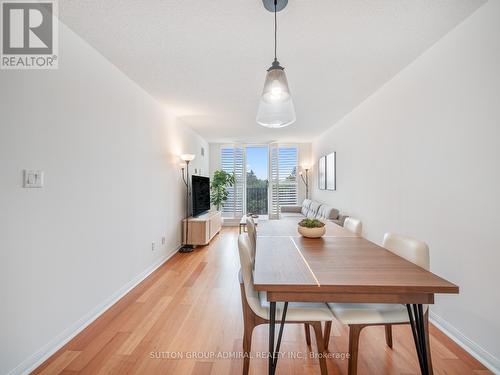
182, 211, 222, 246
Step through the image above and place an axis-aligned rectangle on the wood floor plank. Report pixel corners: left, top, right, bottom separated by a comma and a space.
37, 351, 81, 375
117, 296, 173, 355
182, 261, 208, 287
79, 332, 130, 374
32, 228, 492, 375
191, 361, 213, 375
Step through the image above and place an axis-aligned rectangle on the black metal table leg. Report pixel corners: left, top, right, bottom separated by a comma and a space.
407, 304, 430, 375
268, 301, 288, 375
269, 302, 276, 375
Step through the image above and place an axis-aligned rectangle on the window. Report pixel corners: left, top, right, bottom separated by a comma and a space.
219, 144, 298, 219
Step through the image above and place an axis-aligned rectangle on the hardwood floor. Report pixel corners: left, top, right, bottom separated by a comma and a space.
33, 228, 490, 375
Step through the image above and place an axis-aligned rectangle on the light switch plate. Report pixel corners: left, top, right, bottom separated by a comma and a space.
23, 170, 44, 188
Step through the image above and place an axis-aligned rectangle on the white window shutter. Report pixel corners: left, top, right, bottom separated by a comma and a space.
269, 144, 298, 219
220, 145, 244, 218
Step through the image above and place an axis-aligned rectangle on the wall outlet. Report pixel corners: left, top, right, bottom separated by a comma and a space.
23, 170, 44, 188
161, 237, 166, 245
151, 242, 155, 251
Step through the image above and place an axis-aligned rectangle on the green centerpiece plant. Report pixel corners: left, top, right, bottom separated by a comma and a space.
210, 170, 236, 211
298, 218, 325, 228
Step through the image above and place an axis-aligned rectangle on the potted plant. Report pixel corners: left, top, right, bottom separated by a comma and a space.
298, 218, 326, 238
210, 170, 236, 211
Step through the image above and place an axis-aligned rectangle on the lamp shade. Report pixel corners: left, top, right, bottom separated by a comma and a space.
180, 154, 196, 162
257, 61, 296, 128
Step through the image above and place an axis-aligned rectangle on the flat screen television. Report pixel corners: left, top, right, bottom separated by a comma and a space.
192, 175, 210, 217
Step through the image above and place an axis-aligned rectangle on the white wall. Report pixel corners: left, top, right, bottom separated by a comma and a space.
0, 21, 208, 375
311, 1, 500, 371
297, 143, 312, 201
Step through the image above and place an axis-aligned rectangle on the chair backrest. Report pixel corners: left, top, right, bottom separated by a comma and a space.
307, 201, 321, 218
344, 217, 362, 236
246, 217, 257, 264
301, 199, 312, 216
382, 233, 429, 270
237, 234, 265, 316
316, 205, 339, 220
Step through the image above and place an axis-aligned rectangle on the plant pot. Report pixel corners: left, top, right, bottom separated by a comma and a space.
298, 225, 326, 238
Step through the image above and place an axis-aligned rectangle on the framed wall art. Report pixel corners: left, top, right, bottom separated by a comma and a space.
318, 156, 326, 190
326, 152, 336, 190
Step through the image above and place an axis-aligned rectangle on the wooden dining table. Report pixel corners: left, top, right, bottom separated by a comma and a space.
253, 217, 459, 375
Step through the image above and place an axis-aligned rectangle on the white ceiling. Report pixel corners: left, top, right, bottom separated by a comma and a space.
59, 0, 485, 143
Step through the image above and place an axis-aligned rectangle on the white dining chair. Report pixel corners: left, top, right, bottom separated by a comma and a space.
243, 217, 319, 350
237, 233, 333, 375
246, 217, 257, 265
343, 217, 362, 236
325, 233, 432, 375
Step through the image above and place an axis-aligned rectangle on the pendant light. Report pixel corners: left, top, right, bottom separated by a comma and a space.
257, 0, 296, 128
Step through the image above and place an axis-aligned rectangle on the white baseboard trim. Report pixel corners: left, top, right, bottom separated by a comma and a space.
430, 311, 500, 374
8, 245, 181, 375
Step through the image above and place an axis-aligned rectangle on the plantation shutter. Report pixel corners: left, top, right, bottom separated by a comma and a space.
269, 143, 280, 219
220, 145, 244, 217
269, 144, 298, 219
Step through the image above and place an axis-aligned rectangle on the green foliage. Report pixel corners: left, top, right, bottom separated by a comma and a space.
246, 170, 268, 188
298, 218, 325, 228
210, 170, 236, 211
246, 169, 268, 214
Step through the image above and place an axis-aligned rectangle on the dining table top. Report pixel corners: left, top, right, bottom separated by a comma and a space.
253, 217, 459, 298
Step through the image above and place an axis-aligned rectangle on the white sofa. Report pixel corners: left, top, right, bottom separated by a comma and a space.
280, 199, 347, 226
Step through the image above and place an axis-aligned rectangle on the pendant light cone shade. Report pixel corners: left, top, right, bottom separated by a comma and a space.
257, 0, 295, 128
257, 61, 296, 128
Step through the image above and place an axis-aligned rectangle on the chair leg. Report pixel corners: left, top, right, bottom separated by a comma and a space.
311, 322, 328, 375
304, 323, 311, 346
385, 325, 393, 348
424, 311, 434, 375
324, 321, 332, 350
347, 325, 364, 375
242, 321, 254, 375
240, 283, 255, 375
243, 324, 253, 352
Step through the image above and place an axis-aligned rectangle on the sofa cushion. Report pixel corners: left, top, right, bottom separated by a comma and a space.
301, 199, 312, 216
333, 215, 348, 226
316, 205, 339, 221
307, 201, 321, 218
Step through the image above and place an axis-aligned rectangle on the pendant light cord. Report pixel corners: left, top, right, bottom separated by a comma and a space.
274, 0, 277, 60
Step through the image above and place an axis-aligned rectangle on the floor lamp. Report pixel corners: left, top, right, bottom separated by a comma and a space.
299, 166, 310, 199
180, 153, 196, 253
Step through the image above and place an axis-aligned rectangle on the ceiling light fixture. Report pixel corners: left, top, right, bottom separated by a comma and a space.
256, 0, 296, 128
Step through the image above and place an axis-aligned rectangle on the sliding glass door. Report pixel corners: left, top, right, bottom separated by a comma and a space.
246, 146, 269, 215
